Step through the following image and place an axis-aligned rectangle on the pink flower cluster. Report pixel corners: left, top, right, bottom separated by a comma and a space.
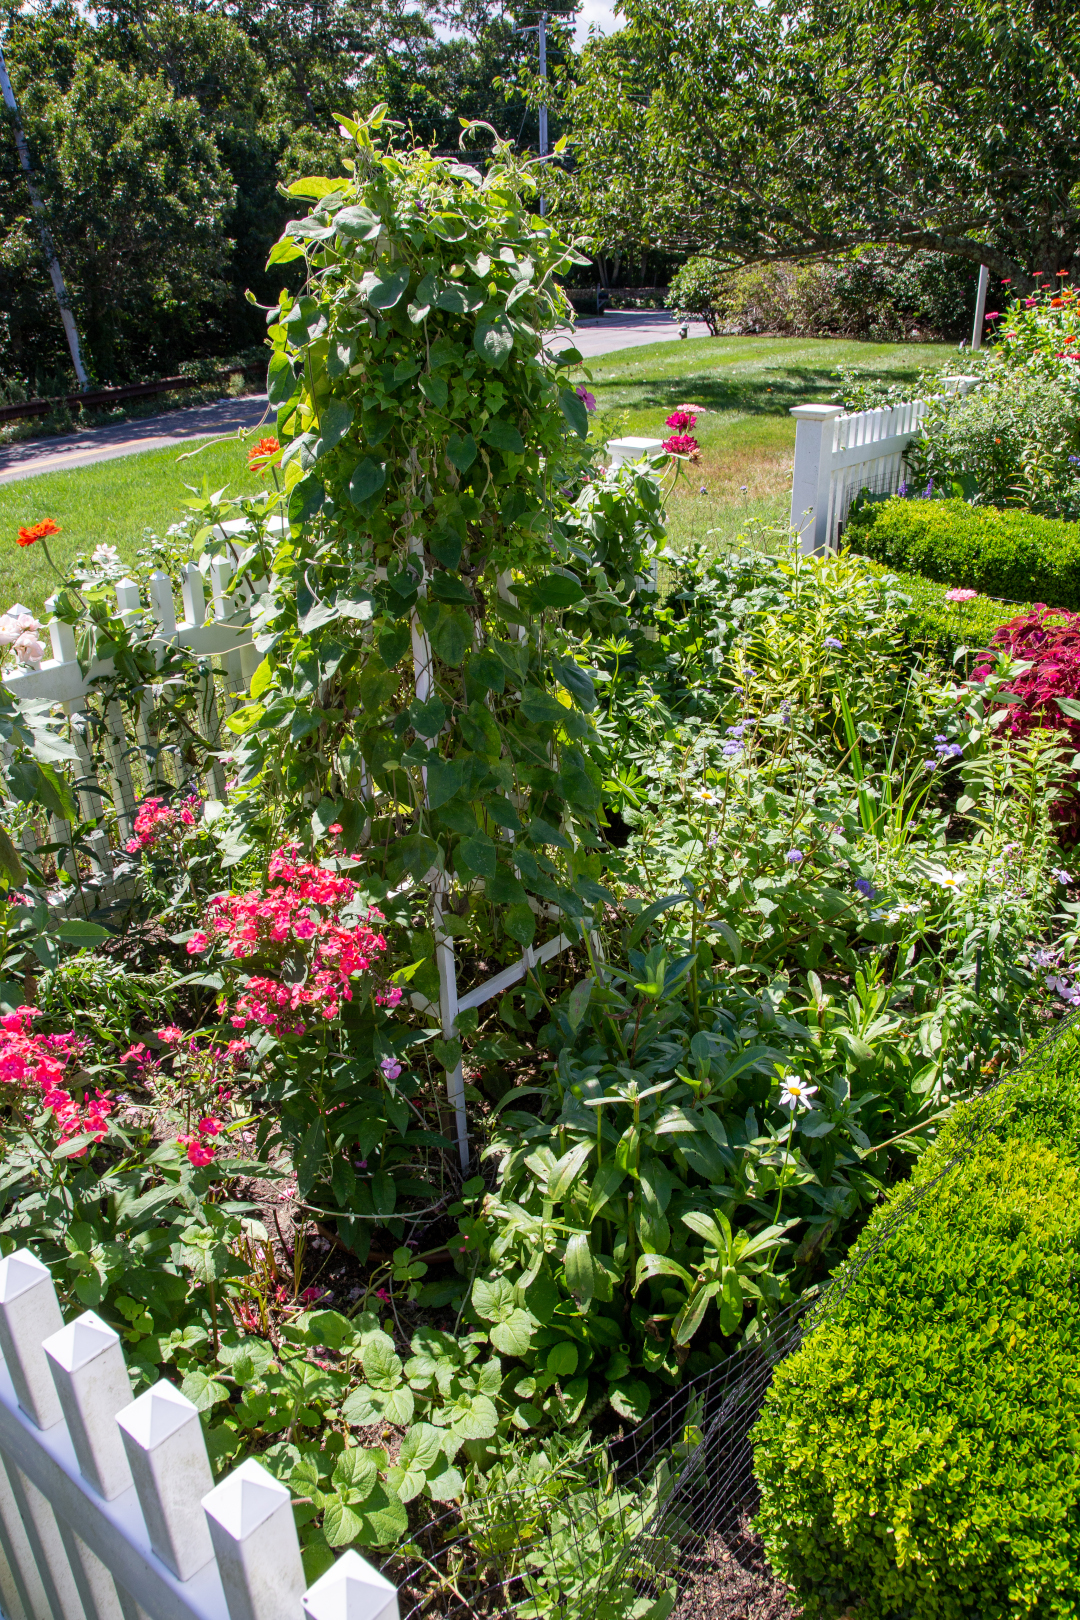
189, 845, 391, 1034
177, 1115, 222, 1167
662, 433, 700, 457
665, 411, 698, 431
0, 1006, 110, 1155
126, 795, 199, 855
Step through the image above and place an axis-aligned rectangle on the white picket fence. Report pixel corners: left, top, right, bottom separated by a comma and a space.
2, 555, 260, 908
0, 1248, 397, 1620
789, 378, 977, 553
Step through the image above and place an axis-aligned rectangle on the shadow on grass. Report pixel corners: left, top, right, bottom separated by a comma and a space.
598, 360, 933, 417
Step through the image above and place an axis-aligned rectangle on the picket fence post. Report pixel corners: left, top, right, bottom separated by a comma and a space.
789, 404, 845, 554
0, 1248, 400, 1620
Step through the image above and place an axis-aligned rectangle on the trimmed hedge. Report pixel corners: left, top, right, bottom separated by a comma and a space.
864, 559, 1033, 662
753, 1020, 1080, 1620
845, 495, 1080, 611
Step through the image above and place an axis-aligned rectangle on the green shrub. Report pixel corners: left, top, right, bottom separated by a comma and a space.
860, 558, 1034, 662
667, 250, 973, 341
753, 1020, 1080, 1620
845, 495, 1080, 612
666, 255, 730, 334
904, 372, 1080, 521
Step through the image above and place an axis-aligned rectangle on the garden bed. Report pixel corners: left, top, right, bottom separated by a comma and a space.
3, 120, 1080, 1620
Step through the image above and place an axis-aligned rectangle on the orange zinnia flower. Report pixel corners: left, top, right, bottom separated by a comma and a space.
16, 518, 60, 548
248, 436, 280, 473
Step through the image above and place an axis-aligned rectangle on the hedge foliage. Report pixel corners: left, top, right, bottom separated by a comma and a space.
845, 495, 1080, 612
862, 559, 1033, 663
666, 250, 973, 341
753, 1019, 1080, 1620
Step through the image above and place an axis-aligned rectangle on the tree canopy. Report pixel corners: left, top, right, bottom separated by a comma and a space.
558, 0, 1080, 291
0, 0, 576, 385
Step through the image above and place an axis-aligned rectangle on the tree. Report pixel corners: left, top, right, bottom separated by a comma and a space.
24, 58, 234, 377
559, 0, 1080, 292
0, 0, 582, 385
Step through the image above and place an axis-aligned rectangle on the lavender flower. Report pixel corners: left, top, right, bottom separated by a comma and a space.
854, 878, 876, 899
786, 848, 804, 864
1053, 867, 1072, 885
823, 637, 842, 650
1047, 974, 1080, 1008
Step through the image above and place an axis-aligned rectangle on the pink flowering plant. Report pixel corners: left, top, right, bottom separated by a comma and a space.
0, 1003, 111, 1157
978, 276, 1080, 381
0, 992, 285, 1396
182, 836, 424, 1260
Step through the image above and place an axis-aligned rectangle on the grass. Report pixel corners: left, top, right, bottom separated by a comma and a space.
581, 334, 953, 551
1, 336, 953, 617
2, 438, 265, 617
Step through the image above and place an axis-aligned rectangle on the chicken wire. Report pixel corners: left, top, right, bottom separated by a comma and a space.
379, 1011, 1077, 1620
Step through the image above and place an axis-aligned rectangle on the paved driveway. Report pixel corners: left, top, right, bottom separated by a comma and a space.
0, 312, 709, 485
0, 395, 273, 486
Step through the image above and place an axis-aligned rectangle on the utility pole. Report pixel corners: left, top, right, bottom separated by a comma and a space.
517, 10, 568, 218
0, 34, 89, 389
537, 10, 548, 172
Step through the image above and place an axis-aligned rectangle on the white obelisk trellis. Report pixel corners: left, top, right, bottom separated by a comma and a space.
0, 1248, 398, 1620
2, 439, 662, 1171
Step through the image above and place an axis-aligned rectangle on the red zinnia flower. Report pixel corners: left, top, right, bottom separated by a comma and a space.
248, 436, 280, 474
17, 518, 60, 548
663, 433, 699, 456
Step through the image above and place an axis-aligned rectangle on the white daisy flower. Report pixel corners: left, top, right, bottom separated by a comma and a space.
778, 1074, 818, 1112
933, 872, 965, 892
696, 787, 721, 807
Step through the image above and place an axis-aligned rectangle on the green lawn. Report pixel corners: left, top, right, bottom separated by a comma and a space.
2, 438, 264, 617
1, 336, 950, 618
582, 334, 952, 550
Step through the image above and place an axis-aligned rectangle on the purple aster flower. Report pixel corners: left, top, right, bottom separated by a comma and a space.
786, 848, 804, 864
924, 758, 939, 771
823, 637, 842, 650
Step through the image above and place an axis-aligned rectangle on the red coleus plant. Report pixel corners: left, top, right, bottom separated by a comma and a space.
975, 605, 1080, 841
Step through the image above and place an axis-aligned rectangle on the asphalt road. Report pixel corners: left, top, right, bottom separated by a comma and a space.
0, 313, 708, 486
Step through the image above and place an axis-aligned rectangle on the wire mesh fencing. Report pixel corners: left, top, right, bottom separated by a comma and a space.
380, 1010, 1078, 1620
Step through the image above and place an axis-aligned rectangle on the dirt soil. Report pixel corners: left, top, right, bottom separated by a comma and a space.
675, 1520, 801, 1620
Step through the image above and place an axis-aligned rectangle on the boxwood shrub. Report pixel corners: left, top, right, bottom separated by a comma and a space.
753, 1019, 1080, 1620
844, 495, 1080, 611
864, 559, 1033, 662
